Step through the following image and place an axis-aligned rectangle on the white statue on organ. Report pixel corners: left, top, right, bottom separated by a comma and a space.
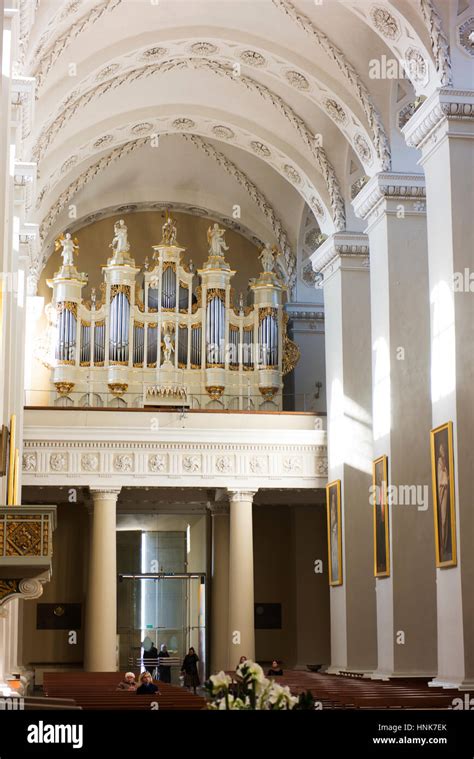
207, 223, 229, 257
162, 331, 175, 364
110, 219, 130, 260
59, 233, 79, 266
259, 244, 275, 272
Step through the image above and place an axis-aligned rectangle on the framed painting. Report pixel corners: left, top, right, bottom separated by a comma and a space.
430, 422, 457, 568
373, 455, 390, 578
326, 480, 342, 586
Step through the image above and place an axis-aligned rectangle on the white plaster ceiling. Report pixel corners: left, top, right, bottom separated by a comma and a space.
16, 0, 451, 291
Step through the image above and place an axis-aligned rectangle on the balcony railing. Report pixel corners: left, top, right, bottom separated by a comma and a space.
24, 389, 326, 415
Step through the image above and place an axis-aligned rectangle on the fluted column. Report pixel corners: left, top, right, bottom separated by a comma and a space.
311, 233, 377, 674
227, 489, 257, 669
353, 173, 437, 679
84, 488, 121, 672
208, 503, 230, 674
404, 90, 474, 689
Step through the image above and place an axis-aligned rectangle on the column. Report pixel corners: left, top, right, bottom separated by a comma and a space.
227, 489, 256, 669
353, 173, 437, 679
208, 503, 230, 674
311, 233, 376, 674
404, 90, 474, 689
84, 488, 121, 672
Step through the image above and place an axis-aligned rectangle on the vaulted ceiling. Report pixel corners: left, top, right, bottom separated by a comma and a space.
15, 0, 458, 294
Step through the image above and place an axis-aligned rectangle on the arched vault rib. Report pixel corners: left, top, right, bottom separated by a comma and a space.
37, 108, 333, 235
39, 135, 297, 291
272, 0, 392, 170
32, 58, 346, 231
32, 34, 380, 175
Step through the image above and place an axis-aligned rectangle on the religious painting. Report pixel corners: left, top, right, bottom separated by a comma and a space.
326, 480, 342, 586
373, 455, 390, 578
431, 422, 457, 568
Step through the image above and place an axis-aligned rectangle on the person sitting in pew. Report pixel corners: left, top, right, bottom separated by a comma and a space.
136, 671, 160, 695
116, 672, 137, 691
267, 660, 283, 677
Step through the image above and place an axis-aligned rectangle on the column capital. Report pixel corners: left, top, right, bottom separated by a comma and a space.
403, 88, 474, 158
89, 487, 121, 498
227, 489, 257, 504
352, 172, 426, 224
310, 232, 370, 287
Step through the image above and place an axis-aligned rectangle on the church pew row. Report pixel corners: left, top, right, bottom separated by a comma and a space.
42, 672, 206, 711
225, 671, 458, 710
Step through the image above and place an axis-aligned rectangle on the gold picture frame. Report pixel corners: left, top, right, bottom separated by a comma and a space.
430, 421, 457, 568
326, 480, 342, 586
373, 455, 390, 578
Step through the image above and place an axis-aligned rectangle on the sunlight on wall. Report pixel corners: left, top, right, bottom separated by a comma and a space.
373, 337, 391, 442
431, 281, 456, 403
328, 378, 372, 473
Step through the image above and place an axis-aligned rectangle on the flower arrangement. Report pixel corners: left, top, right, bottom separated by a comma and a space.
205, 660, 315, 710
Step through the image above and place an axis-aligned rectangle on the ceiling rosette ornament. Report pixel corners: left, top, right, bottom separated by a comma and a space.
212, 125, 235, 140
285, 70, 310, 90
370, 6, 400, 40
239, 49, 266, 66
250, 141, 271, 157
173, 118, 196, 130
190, 41, 218, 55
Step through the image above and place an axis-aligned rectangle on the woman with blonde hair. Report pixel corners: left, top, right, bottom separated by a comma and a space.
136, 671, 160, 695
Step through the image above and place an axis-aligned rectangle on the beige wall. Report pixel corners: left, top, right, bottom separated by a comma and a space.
20, 503, 88, 666
253, 503, 330, 668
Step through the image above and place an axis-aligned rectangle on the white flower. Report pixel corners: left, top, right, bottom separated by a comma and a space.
237, 659, 266, 683
209, 671, 231, 691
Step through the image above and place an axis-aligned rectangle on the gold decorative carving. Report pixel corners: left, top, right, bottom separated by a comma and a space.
206, 288, 226, 303
6, 520, 41, 556
282, 336, 300, 376
162, 261, 176, 272
0, 580, 20, 603
108, 383, 128, 396
206, 385, 225, 399
109, 360, 128, 366
81, 320, 91, 328
80, 361, 91, 367
57, 301, 78, 317
110, 284, 131, 301
55, 382, 74, 396
57, 359, 75, 366
259, 386, 279, 400
134, 321, 144, 329
259, 307, 278, 322
148, 323, 158, 329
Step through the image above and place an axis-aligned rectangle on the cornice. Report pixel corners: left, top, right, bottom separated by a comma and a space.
352, 173, 426, 221
403, 89, 474, 151
310, 232, 369, 278
21, 437, 328, 488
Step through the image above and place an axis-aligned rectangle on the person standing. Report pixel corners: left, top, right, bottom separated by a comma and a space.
181, 647, 200, 694
158, 644, 171, 683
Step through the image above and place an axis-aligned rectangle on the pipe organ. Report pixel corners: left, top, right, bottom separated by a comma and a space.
47, 216, 299, 409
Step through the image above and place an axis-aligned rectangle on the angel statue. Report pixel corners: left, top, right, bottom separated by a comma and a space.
259, 243, 275, 273
109, 219, 130, 257
55, 233, 79, 267
161, 211, 178, 246
207, 223, 229, 257
162, 329, 175, 364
